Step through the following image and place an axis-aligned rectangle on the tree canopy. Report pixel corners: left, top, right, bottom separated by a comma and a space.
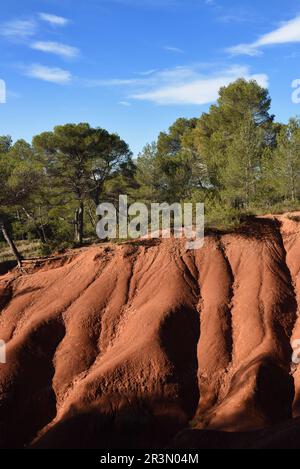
1, 79, 299, 267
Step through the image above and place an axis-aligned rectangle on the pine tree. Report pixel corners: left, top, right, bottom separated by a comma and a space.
274, 118, 300, 202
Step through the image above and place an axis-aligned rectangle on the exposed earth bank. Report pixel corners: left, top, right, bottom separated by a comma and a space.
0, 212, 299, 449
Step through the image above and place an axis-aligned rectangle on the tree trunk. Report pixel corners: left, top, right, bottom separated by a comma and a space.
86, 201, 96, 229
291, 173, 296, 202
36, 227, 47, 244
93, 192, 100, 208
38, 206, 48, 244
22, 207, 47, 244
74, 202, 84, 245
0, 218, 23, 269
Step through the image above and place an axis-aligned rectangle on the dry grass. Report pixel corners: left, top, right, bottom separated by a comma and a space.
0, 240, 41, 263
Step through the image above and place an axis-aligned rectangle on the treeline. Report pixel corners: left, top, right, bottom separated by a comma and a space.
135, 79, 300, 223
0, 124, 136, 265
0, 79, 299, 266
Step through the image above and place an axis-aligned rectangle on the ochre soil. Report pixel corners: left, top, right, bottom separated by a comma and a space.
0, 212, 299, 449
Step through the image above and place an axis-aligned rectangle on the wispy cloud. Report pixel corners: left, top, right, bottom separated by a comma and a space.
6, 90, 21, 100
87, 65, 198, 88
84, 78, 151, 86
88, 64, 268, 105
211, 3, 256, 24
95, 0, 207, 7
38, 13, 69, 26
119, 101, 132, 106
31, 41, 79, 58
217, 14, 250, 24
0, 13, 69, 42
24, 64, 72, 84
164, 46, 184, 53
138, 69, 158, 76
228, 15, 300, 56
0, 19, 36, 40
131, 66, 268, 105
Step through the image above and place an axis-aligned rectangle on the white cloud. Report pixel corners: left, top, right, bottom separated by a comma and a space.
0, 19, 36, 39
24, 64, 72, 84
164, 46, 184, 53
156, 66, 197, 80
139, 69, 158, 76
131, 66, 268, 105
0, 79, 6, 104
87, 66, 197, 88
84, 77, 153, 86
228, 15, 300, 56
31, 41, 79, 58
6, 90, 21, 100
39, 13, 69, 26
227, 44, 262, 56
119, 101, 132, 106
90, 64, 268, 106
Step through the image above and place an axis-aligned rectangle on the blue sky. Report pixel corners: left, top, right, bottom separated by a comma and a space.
1, 0, 300, 155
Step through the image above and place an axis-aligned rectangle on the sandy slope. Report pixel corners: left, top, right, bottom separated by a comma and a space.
0, 212, 299, 448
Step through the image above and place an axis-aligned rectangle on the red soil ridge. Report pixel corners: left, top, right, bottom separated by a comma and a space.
0, 212, 299, 448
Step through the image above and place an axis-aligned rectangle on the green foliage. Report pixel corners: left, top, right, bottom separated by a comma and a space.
273, 118, 300, 202
135, 143, 162, 203
0, 136, 12, 153
222, 115, 264, 208
39, 239, 75, 257
0, 123, 135, 259
188, 79, 274, 191
157, 118, 198, 157
132, 79, 299, 231
0, 79, 300, 262
33, 123, 134, 244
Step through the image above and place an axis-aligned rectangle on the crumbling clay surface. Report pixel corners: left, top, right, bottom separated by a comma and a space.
0, 213, 299, 448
